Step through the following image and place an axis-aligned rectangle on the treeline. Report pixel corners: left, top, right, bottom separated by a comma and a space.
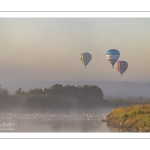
0, 84, 106, 111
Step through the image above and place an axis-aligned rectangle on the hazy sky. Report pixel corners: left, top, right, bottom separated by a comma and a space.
0, 18, 150, 83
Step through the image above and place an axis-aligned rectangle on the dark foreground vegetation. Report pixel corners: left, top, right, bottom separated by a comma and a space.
105, 104, 150, 132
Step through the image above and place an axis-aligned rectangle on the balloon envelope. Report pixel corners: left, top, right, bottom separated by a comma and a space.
115, 61, 128, 76
106, 49, 120, 67
80, 52, 92, 68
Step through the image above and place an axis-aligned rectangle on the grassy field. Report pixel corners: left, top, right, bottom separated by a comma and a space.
105, 104, 150, 132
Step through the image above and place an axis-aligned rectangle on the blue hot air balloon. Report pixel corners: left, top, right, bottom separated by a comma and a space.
106, 49, 120, 68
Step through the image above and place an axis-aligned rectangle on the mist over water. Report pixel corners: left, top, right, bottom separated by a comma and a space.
0, 80, 150, 132
0, 108, 113, 132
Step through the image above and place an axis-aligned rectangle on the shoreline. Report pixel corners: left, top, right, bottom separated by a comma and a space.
104, 104, 150, 132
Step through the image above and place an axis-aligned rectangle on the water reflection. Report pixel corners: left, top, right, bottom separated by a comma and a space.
0, 109, 113, 132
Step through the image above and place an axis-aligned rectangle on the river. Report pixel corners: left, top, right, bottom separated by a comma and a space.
0, 108, 114, 132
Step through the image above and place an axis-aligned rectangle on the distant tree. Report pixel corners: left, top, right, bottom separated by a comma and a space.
50, 84, 64, 98
50, 84, 63, 91
78, 85, 103, 100
15, 88, 26, 95
0, 84, 9, 98
15, 84, 104, 109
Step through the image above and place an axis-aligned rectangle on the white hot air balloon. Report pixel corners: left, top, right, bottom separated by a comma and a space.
80, 52, 92, 68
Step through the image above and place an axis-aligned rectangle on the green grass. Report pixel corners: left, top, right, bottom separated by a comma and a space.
105, 104, 150, 132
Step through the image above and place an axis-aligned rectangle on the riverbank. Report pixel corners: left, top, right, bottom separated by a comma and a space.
104, 104, 150, 132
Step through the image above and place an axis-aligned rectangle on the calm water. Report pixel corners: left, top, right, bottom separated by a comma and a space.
0, 108, 114, 132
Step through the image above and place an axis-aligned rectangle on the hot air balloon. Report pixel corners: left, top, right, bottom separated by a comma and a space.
115, 61, 128, 76
80, 52, 92, 68
106, 49, 120, 68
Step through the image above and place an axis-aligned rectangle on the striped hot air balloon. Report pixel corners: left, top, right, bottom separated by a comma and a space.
115, 61, 128, 76
106, 49, 120, 68
80, 52, 92, 68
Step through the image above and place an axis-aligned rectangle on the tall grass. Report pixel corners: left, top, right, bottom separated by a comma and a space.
106, 104, 150, 132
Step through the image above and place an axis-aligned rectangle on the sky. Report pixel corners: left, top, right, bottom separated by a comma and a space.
0, 18, 150, 83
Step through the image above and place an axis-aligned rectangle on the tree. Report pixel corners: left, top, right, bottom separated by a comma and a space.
15, 88, 26, 95
0, 84, 9, 98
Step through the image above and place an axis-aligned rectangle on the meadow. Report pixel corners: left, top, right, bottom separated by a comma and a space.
105, 104, 150, 132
